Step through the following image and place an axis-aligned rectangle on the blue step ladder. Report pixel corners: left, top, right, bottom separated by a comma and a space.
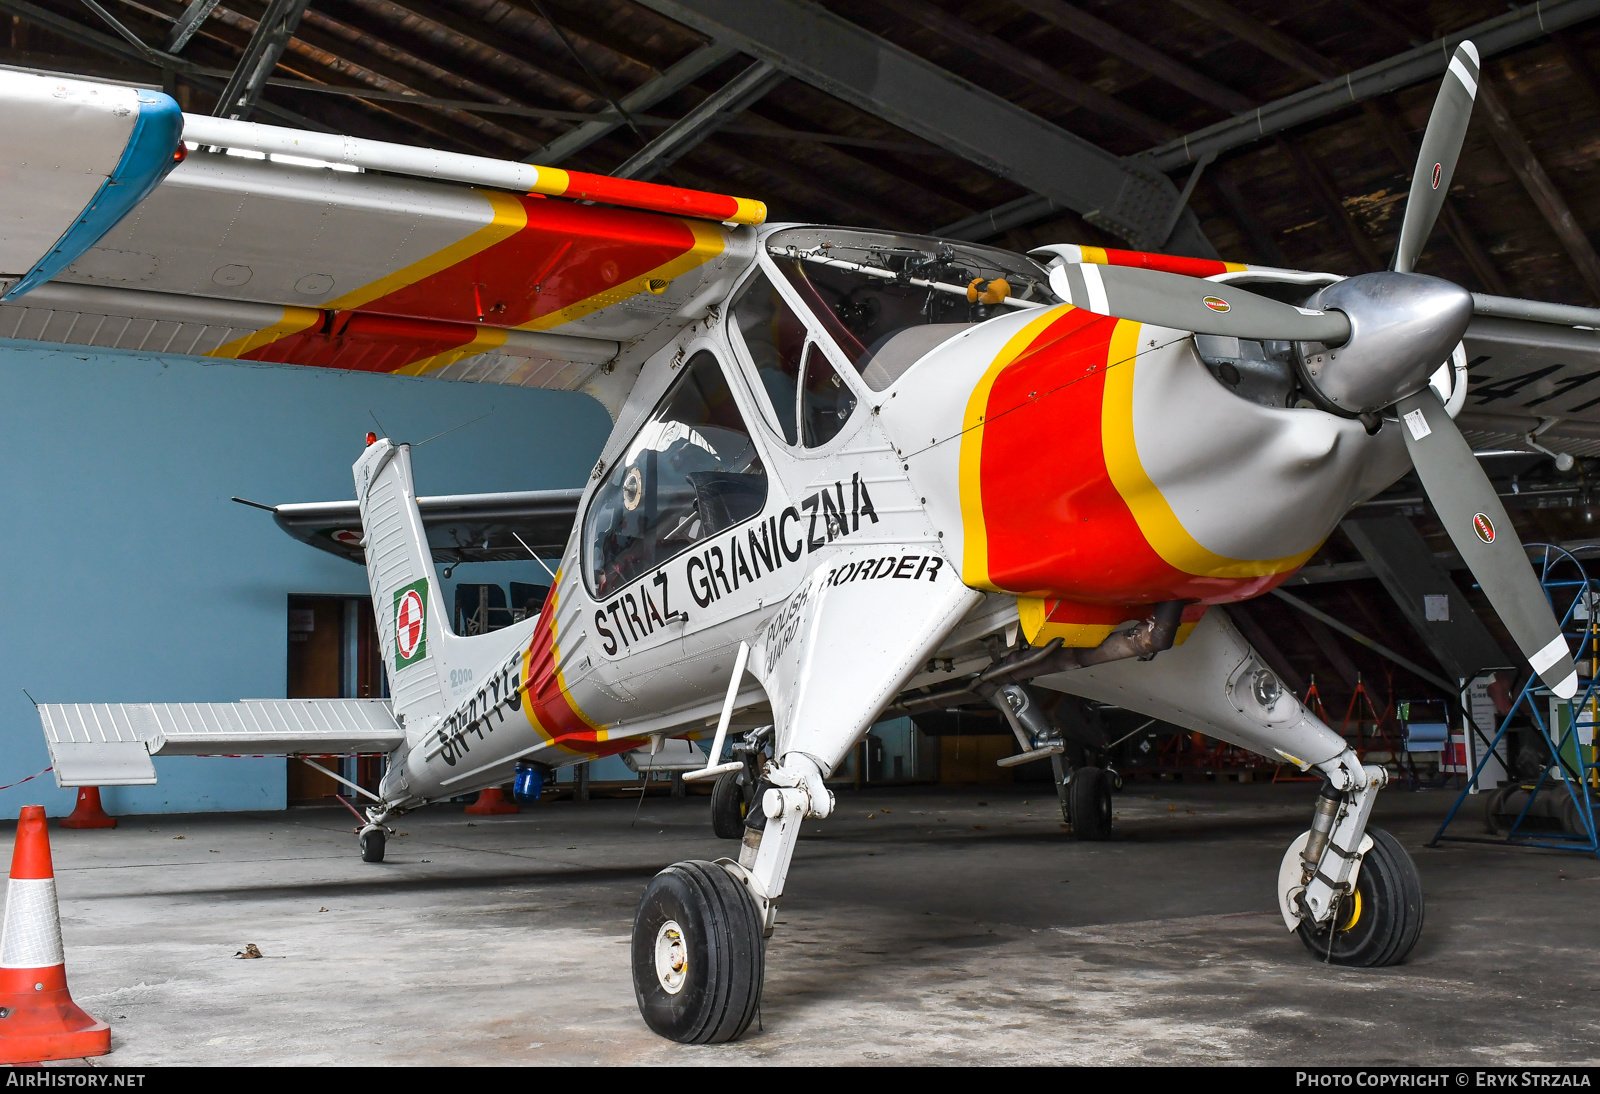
1429, 544, 1600, 857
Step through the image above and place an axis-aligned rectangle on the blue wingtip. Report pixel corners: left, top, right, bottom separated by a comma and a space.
3, 90, 184, 302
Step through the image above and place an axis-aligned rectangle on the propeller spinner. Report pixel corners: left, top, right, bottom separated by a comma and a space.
1035, 40, 1577, 699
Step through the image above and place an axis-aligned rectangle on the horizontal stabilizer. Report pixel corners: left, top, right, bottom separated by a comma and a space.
268, 488, 581, 565
38, 699, 404, 786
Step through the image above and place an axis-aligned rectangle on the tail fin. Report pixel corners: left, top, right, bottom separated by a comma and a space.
355, 439, 452, 734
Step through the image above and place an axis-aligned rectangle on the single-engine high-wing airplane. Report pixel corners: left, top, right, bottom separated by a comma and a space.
12, 44, 1593, 1043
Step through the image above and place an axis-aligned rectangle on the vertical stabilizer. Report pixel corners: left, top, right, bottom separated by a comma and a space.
355, 440, 452, 734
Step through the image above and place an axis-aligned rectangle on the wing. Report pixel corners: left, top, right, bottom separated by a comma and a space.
1459, 316, 1600, 452
264, 487, 582, 565
0, 72, 761, 415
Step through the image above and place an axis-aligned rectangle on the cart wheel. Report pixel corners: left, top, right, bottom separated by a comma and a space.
1067, 766, 1113, 840
632, 861, 764, 1043
1296, 827, 1423, 967
710, 771, 747, 840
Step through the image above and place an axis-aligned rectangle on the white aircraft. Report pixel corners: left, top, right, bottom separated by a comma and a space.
10, 43, 1586, 1042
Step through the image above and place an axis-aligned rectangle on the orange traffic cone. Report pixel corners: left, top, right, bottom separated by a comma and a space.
464, 787, 518, 815
60, 788, 115, 830
0, 806, 109, 1063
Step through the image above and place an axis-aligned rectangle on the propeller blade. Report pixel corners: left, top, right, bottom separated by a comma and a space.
1392, 41, 1480, 274
1395, 387, 1577, 698
1046, 262, 1351, 343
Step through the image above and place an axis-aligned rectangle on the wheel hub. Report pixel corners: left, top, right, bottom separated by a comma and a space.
654, 919, 688, 994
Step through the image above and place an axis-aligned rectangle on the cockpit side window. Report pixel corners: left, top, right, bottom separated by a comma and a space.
730, 269, 807, 445
800, 342, 857, 447
583, 351, 767, 599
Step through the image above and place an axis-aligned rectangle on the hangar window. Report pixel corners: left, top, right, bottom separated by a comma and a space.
584, 350, 767, 599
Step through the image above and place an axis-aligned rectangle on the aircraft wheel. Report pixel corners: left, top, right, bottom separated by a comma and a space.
1066, 766, 1113, 840
632, 860, 764, 1044
710, 771, 747, 840
358, 825, 386, 864
1296, 827, 1423, 967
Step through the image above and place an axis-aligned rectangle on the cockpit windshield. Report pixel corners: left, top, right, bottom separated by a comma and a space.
764, 227, 1059, 391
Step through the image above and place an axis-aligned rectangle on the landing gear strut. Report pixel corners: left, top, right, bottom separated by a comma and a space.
1277, 756, 1423, 966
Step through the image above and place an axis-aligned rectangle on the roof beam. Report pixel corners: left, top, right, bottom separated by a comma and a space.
1145, 0, 1600, 170
0, 0, 332, 129
1167, 0, 1335, 81
614, 58, 782, 180
1008, 0, 1252, 114
1342, 516, 1509, 682
532, 41, 735, 165
874, 0, 1176, 142
210, 0, 309, 120
631, 0, 1196, 251
165, 0, 219, 53
1476, 72, 1600, 303
1278, 137, 1381, 270
1207, 163, 1288, 266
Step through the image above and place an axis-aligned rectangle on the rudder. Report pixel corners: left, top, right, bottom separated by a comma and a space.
355, 439, 452, 736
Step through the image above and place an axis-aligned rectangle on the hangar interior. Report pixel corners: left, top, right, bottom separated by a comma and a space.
3, 0, 1600, 1067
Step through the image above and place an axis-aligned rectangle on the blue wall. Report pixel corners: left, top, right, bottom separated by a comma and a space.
0, 341, 610, 817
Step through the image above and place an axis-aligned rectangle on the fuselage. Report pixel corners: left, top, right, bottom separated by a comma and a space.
387, 226, 1414, 805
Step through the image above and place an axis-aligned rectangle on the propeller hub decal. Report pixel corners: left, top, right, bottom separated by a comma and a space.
1472, 513, 1495, 544
1432, 162, 1443, 189
1202, 296, 1230, 313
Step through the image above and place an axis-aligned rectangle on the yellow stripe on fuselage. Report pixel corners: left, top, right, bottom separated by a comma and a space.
1099, 319, 1317, 578
958, 304, 1077, 592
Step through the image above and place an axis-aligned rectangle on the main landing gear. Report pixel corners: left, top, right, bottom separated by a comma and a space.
635, 753, 831, 1043
988, 683, 1119, 840
1277, 758, 1424, 966
710, 725, 771, 841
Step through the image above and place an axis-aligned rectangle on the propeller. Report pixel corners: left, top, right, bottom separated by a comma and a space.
1044, 259, 1350, 343
1030, 40, 1578, 698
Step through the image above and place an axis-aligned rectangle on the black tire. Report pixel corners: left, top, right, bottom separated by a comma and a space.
632, 860, 764, 1044
1296, 827, 1423, 967
359, 826, 385, 863
1560, 788, 1592, 837
1484, 784, 1516, 834
1067, 766, 1113, 840
710, 771, 747, 840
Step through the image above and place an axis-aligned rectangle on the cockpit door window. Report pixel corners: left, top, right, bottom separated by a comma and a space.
731, 267, 860, 449
730, 269, 805, 445
584, 350, 767, 599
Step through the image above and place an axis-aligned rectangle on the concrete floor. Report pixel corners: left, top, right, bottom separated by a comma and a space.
18, 779, 1600, 1065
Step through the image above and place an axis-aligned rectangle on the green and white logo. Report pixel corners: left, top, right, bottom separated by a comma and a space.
393, 578, 429, 669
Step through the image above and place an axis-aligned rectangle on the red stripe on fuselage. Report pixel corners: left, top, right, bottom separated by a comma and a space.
977, 311, 1287, 606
